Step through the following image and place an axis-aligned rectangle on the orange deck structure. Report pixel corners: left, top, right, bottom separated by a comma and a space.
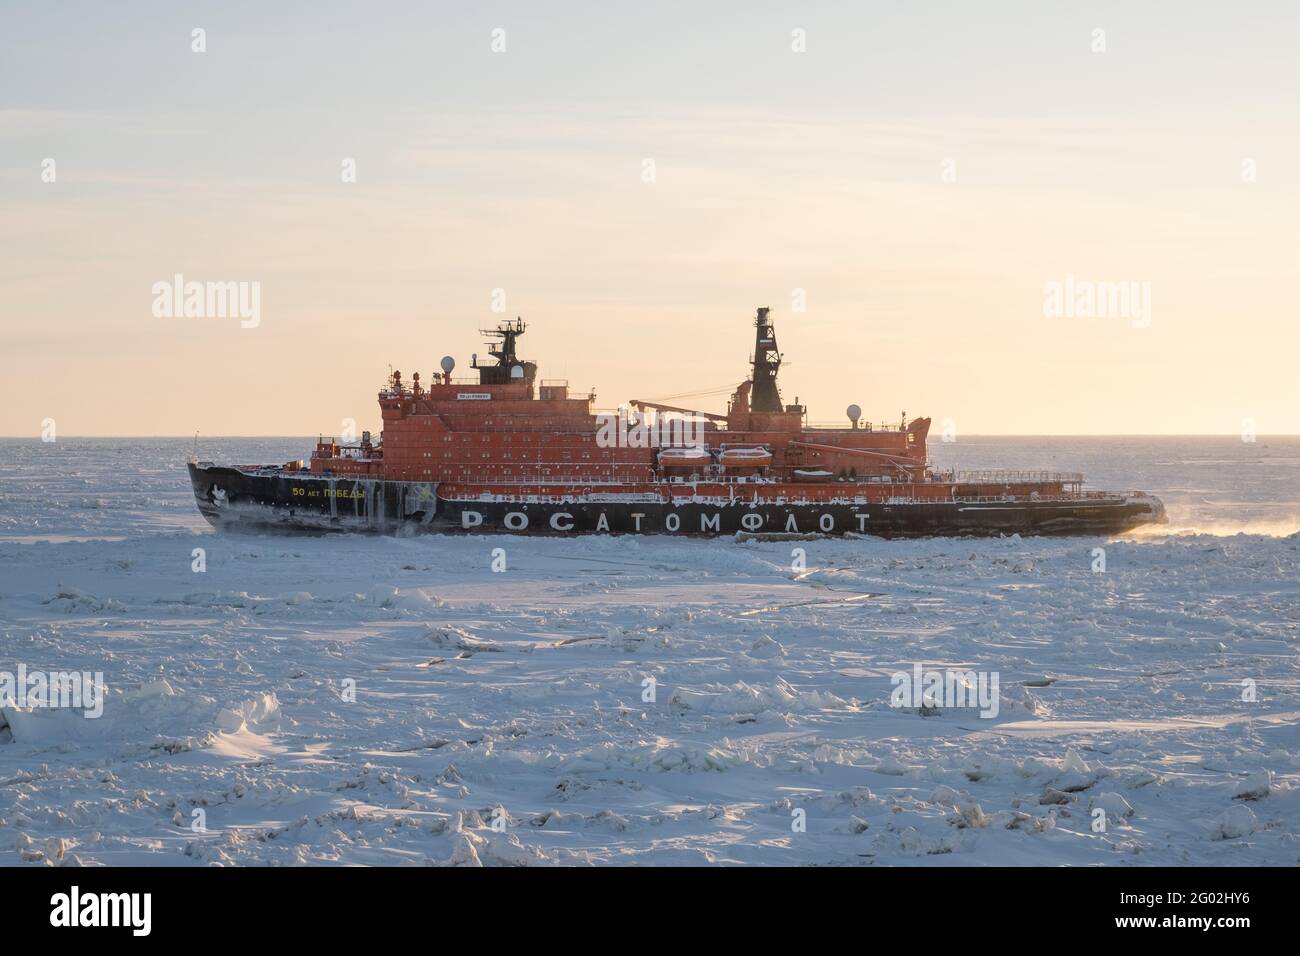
307, 311, 1083, 507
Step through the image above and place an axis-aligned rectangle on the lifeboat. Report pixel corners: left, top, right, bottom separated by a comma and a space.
657, 446, 712, 469
792, 468, 834, 481
718, 446, 773, 469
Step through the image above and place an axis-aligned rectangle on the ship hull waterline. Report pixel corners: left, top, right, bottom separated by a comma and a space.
189, 464, 1166, 539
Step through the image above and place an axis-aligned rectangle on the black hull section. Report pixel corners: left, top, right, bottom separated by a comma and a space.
188, 464, 1165, 538
187, 464, 434, 534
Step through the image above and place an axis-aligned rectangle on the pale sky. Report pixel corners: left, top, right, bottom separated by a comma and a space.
3, 1, 1298, 436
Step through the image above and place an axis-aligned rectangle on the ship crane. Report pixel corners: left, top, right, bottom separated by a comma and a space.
628, 399, 729, 422
787, 440, 921, 479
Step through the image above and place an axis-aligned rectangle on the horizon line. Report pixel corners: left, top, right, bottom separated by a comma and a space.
6, 434, 1300, 441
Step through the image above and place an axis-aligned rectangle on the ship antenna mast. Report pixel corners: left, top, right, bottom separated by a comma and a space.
749, 306, 784, 412
474, 316, 526, 368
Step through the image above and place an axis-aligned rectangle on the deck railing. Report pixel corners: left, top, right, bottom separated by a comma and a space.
945, 470, 1084, 485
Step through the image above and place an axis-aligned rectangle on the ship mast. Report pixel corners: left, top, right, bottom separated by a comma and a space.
474, 317, 525, 368
750, 306, 784, 412
472, 317, 537, 385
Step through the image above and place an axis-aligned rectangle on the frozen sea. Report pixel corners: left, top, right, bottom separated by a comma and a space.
0, 436, 1297, 866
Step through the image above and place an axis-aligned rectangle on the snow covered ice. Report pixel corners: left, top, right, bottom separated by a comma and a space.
1, 438, 1298, 865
